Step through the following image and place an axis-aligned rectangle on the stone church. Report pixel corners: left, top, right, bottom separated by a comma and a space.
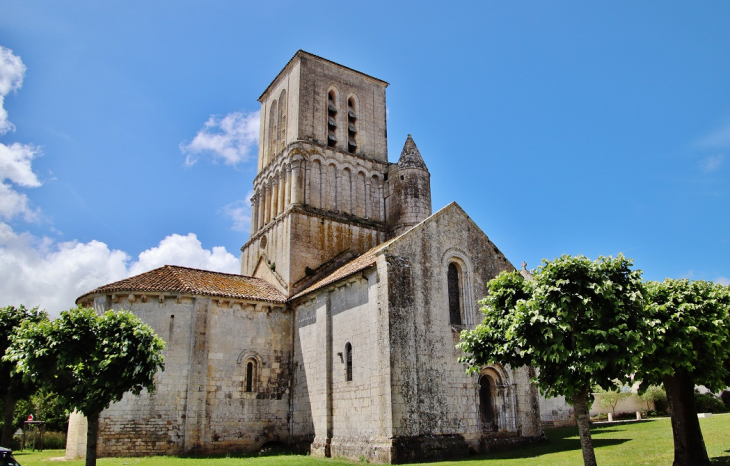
67, 51, 571, 463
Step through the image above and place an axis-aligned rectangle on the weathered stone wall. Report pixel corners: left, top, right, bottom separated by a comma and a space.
67, 293, 291, 458
386, 165, 432, 237
291, 268, 395, 463
92, 294, 196, 457
381, 203, 542, 461
539, 394, 576, 427
65, 411, 88, 459
296, 53, 387, 162
241, 205, 387, 295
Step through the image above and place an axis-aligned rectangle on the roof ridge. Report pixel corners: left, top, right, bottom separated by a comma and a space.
162, 264, 253, 279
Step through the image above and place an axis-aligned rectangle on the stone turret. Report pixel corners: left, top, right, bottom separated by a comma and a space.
387, 135, 432, 237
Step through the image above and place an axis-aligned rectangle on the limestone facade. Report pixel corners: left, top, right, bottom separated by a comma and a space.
68, 51, 573, 463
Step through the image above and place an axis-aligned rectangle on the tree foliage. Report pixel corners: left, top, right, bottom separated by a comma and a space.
5, 307, 165, 466
0, 305, 49, 447
14, 388, 69, 432
459, 254, 646, 396
637, 279, 730, 466
639, 279, 730, 392
458, 254, 646, 466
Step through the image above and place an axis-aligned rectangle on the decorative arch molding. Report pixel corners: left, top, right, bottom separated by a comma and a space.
308, 154, 327, 166
237, 350, 263, 393
345, 92, 360, 110
477, 363, 512, 387
236, 350, 263, 366
441, 248, 476, 328
476, 363, 517, 432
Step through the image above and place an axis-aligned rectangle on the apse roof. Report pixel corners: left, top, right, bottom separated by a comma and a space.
76, 265, 287, 304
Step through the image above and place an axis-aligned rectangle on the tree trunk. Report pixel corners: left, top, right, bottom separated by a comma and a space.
571, 388, 598, 466
663, 371, 710, 466
1, 388, 17, 448
85, 410, 100, 466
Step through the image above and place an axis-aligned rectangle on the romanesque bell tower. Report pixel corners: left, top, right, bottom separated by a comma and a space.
240, 51, 431, 296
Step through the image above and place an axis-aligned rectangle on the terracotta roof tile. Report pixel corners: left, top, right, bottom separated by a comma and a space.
76, 265, 287, 304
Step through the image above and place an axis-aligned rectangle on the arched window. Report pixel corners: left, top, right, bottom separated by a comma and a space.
479, 374, 497, 430
448, 262, 462, 325
278, 90, 287, 154
345, 342, 352, 382
268, 100, 278, 162
245, 359, 257, 392
347, 97, 357, 153
327, 90, 338, 148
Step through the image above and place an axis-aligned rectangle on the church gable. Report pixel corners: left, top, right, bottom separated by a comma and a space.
252, 256, 288, 294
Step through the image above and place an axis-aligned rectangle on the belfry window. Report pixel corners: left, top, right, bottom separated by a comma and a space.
327, 91, 337, 148
347, 97, 357, 153
345, 342, 353, 382
245, 359, 257, 392
447, 262, 462, 325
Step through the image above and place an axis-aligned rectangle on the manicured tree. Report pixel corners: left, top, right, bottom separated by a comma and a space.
459, 254, 646, 466
637, 279, 730, 466
638, 385, 667, 413
0, 305, 48, 447
5, 307, 165, 466
595, 381, 632, 419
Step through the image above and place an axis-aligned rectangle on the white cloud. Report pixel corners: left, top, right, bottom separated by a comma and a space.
695, 120, 730, 149
716, 276, 730, 286
129, 233, 239, 276
181, 110, 260, 166
0, 142, 42, 187
0, 142, 43, 221
0, 182, 40, 221
0, 46, 26, 135
699, 153, 724, 173
0, 46, 240, 317
222, 191, 253, 233
0, 226, 239, 317
0, 47, 42, 222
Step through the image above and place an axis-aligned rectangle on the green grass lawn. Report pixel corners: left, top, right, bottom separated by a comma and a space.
13, 414, 730, 466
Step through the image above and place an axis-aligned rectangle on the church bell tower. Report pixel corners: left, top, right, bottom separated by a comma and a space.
241, 51, 392, 295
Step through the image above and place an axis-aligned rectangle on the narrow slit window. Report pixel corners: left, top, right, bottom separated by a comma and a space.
448, 263, 462, 325
245, 360, 256, 392
345, 342, 353, 381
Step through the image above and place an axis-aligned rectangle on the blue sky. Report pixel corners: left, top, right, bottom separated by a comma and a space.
1, 1, 728, 315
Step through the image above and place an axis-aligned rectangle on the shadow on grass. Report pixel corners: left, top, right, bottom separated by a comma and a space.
442, 426, 631, 463
711, 456, 730, 465
175, 443, 301, 459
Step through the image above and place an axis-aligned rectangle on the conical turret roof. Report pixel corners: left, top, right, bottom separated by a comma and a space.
397, 134, 428, 170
